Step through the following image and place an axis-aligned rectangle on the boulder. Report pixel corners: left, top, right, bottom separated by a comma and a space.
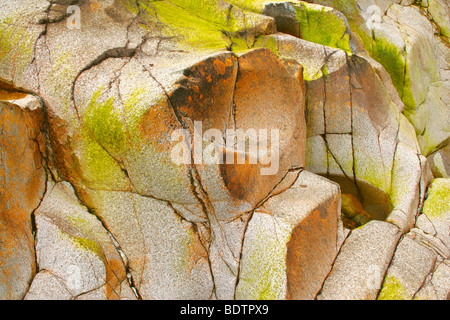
260, 32, 424, 230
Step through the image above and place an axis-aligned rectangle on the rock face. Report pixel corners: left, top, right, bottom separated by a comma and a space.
236, 170, 342, 300
25, 181, 136, 300
0, 0, 449, 300
0, 90, 46, 299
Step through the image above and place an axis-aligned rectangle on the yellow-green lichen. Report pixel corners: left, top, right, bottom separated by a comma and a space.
83, 87, 127, 155
422, 178, 450, 219
378, 275, 410, 300
166, 0, 237, 29
70, 236, 105, 260
43, 50, 76, 113
172, 225, 194, 274
0, 20, 35, 79
294, 2, 352, 53
79, 126, 130, 189
236, 216, 290, 300
121, 0, 273, 52
354, 155, 391, 195
122, 86, 152, 138
118, 0, 140, 15
226, 0, 280, 14
253, 35, 278, 55
368, 36, 406, 100
137, 1, 231, 51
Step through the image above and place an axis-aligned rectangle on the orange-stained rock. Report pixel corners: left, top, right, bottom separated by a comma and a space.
0, 94, 47, 300
220, 48, 306, 208
169, 52, 238, 133
286, 192, 340, 299
236, 171, 342, 300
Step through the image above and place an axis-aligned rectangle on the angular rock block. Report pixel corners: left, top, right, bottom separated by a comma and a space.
317, 221, 402, 300
267, 31, 428, 230
236, 170, 341, 300
0, 93, 46, 300
422, 179, 450, 250
26, 181, 135, 300
427, 144, 450, 178
378, 235, 437, 300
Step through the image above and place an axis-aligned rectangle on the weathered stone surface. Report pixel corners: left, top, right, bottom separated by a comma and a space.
236, 170, 341, 300
305, 1, 450, 160
28, 181, 135, 300
428, 143, 450, 178
0, 92, 46, 300
422, 179, 450, 250
263, 32, 424, 230
415, 213, 437, 236
317, 221, 402, 300
378, 235, 437, 300
24, 270, 72, 300
81, 188, 214, 300
429, 260, 450, 300
425, 0, 450, 38
0, 0, 448, 301
409, 228, 449, 259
